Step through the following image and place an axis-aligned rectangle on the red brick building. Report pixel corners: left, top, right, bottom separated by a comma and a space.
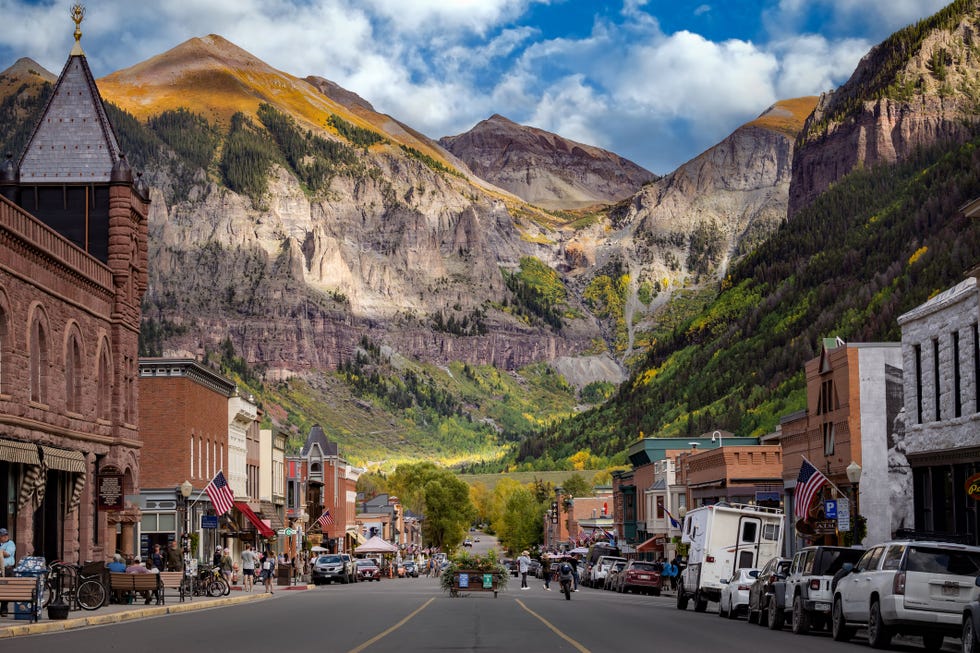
0, 15, 148, 563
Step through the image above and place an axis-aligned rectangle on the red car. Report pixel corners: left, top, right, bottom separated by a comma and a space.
617, 560, 662, 596
356, 559, 381, 581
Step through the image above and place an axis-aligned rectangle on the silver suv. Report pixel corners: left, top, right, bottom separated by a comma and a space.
831, 540, 980, 650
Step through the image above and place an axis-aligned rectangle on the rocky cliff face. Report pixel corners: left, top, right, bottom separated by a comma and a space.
440, 114, 657, 210
789, 4, 980, 217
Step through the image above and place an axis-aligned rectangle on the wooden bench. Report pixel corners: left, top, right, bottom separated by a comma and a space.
0, 577, 39, 622
108, 572, 162, 605
157, 571, 185, 603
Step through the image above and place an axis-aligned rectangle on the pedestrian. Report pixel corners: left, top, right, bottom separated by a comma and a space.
542, 554, 552, 590
669, 555, 681, 591
213, 546, 223, 567
220, 547, 234, 585
241, 543, 257, 592
150, 543, 165, 572
568, 554, 580, 591
0, 528, 15, 617
166, 540, 183, 572
517, 550, 531, 590
260, 549, 276, 594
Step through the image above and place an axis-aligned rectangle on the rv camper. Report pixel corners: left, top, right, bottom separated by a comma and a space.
676, 502, 784, 612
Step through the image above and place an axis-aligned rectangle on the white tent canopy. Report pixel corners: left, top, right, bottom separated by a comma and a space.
354, 535, 399, 554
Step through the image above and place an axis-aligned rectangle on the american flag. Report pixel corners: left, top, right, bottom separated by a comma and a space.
316, 509, 334, 529
794, 457, 829, 520
205, 470, 235, 516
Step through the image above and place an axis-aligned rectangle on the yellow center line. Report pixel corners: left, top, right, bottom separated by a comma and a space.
515, 598, 592, 653
346, 597, 435, 653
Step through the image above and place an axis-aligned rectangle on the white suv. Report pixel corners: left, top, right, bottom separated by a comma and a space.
590, 555, 626, 588
831, 540, 980, 650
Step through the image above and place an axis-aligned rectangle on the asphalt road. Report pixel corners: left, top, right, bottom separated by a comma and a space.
2, 569, 950, 653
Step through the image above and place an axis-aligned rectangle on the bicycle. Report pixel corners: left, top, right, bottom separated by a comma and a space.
42, 561, 106, 611
192, 564, 229, 597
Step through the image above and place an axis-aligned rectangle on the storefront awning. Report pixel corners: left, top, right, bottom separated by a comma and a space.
234, 501, 274, 538
347, 528, 366, 545
636, 535, 667, 552
40, 445, 85, 473
0, 439, 40, 465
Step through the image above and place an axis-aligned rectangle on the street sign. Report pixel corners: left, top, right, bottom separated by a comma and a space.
824, 499, 837, 519
813, 519, 837, 534
276, 528, 297, 536
837, 497, 851, 532
201, 515, 218, 529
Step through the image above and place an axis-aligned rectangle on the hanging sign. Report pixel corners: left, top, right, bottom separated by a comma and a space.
967, 473, 980, 501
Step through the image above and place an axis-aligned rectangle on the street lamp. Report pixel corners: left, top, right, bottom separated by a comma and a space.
711, 430, 722, 447
177, 480, 193, 563
846, 461, 862, 522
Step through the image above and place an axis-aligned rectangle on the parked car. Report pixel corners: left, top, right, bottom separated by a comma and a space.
355, 558, 382, 582
617, 560, 663, 596
311, 554, 354, 585
604, 560, 627, 590
963, 576, 980, 653
719, 568, 759, 619
528, 559, 542, 578
463, 539, 473, 547
584, 543, 621, 587
746, 556, 791, 627
340, 553, 357, 583
832, 539, 980, 650
402, 561, 419, 578
770, 545, 864, 633
590, 555, 627, 588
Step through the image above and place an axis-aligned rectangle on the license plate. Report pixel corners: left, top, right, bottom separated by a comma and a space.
639, 574, 650, 580
942, 583, 958, 596
815, 602, 831, 612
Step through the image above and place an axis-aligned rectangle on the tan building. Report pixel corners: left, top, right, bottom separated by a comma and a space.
682, 445, 783, 507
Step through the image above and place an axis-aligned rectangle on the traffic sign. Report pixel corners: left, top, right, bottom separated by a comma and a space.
836, 497, 851, 532
824, 499, 837, 519
277, 528, 296, 536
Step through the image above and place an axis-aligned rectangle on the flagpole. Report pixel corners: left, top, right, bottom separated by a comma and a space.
801, 455, 845, 497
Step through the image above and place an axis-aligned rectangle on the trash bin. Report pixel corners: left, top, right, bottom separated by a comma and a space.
12, 557, 45, 621
276, 565, 291, 586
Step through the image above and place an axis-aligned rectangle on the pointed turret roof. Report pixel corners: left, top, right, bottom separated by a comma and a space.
17, 9, 120, 183
300, 424, 339, 458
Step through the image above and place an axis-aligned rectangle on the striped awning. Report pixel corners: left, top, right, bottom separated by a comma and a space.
0, 439, 40, 465
39, 445, 85, 473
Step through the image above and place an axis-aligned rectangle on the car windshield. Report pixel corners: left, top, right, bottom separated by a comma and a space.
631, 562, 657, 572
356, 560, 375, 567
317, 555, 341, 564
907, 547, 980, 576
813, 548, 864, 575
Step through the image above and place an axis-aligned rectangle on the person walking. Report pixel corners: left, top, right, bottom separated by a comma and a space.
542, 554, 552, 590
241, 544, 257, 592
166, 541, 183, 573
149, 543, 165, 572
219, 547, 234, 586
0, 528, 15, 617
260, 549, 276, 594
517, 550, 531, 590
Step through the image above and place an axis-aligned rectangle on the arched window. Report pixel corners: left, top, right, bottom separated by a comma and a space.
97, 345, 112, 420
30, 315, 48, 403
65, 333, 82, 412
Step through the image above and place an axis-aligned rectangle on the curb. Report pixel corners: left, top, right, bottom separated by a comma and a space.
0, 592, 273, 639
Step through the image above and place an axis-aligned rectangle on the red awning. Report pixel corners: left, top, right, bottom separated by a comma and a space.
636, 535, 667, 552
234, 501, 274, 538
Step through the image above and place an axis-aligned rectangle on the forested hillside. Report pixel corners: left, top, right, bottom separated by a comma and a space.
521, 131, 980, 462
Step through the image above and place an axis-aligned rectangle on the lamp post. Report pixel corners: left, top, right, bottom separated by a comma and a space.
711, 430, 722, 447
846, 461, 862, 544
177, 480, 193, 564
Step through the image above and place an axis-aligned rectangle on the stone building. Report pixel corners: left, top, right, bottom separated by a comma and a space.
897, 264, 980, 545
0, 16, 148, 562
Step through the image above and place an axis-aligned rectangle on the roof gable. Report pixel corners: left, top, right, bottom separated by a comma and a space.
18, 54, 120, 183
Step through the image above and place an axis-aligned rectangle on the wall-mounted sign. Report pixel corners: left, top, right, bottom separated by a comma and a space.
201, 515, 219, 529
97, 473, 124, 511
967, 473, 980, 501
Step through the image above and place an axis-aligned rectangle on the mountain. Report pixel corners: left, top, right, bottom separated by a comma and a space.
0, 35, 814, 465
524, 0, 980, 464
440, 114, 657, 210
789, 0, 980, 216
0, 58, 55, 160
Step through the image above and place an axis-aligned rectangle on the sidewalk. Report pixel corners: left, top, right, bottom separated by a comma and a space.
0, 583, 313, 639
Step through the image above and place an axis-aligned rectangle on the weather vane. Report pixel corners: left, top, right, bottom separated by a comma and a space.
70, 4, 85, 55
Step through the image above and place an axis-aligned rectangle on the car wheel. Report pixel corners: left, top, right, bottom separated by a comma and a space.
964, 616, 979, 653
792, 594, 811, 634
831, 597, 854, 642
767, 595, 784, 630
694, 589, 708, 613
921, 633, 943, 652
867, 598, 892, 649
676, 581, 689, 610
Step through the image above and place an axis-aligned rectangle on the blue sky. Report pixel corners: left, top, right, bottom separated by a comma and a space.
0, 0, 951, 174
